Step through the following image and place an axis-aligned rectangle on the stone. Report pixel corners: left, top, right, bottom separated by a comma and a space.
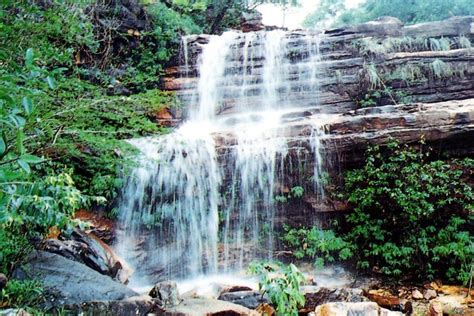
0, 273, 7, 292
380, 308, 404, 315
364, 290, 412, 314
12, 251, 137, 307
423, 289, 437, 300
65, 299, 156, 316
219, 285, 254, 295
301, 287, 367, 313
218, 290, 268, 309
428, 300, 443, 316
314, 302, 380, 316
163, 298, 259, 315
41, 228, 129, 283
149, 281, 180, 307
411, 289, 424, 300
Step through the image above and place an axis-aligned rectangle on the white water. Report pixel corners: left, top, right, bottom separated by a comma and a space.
115, 30, 329, 285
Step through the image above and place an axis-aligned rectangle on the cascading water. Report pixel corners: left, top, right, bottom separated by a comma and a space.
115, 29, 328, 285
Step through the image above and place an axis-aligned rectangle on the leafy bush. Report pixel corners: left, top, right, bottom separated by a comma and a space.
0, 280, 44, 309
0, 227, 31, 276
275, 185, 305, 203
281, 225, 353, 268
249, 261, 305, 316
344, 141, 473, 283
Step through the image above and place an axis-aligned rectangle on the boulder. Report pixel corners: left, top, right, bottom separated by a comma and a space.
65, 297, 157, 316
163, 298, 259, 315
218, 290, 268, 309
40, 229, 129, 283
423, 289, 437, 300
149, 280, 181, 307
364, 290, 412, 313
12, 251, 137, 307
428, 300, 443, 316
412, 289, 424, 300
315, 302, 380, 316
301, 287, 367, 313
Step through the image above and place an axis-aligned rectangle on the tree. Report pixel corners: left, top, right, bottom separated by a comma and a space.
303, 0, 345, 28
304, 0, 474, 28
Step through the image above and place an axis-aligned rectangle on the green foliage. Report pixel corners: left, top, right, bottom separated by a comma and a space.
275, 185, 305, 203
0, 227, 31, 276
310, 0, 474, 28
303, 0, 345, 28
53, 89, 174, 199
281, 225, 353, 268
0, 280, 44, 309
248, 261, 305, 316
344, 141, 473, 283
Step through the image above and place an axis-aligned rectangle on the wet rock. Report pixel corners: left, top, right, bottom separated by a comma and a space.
411, 289, 424, 300
218, 290, 268, 309
314, 302, 380, 316
163, 298, 259, 315
423, 289, 437, 300
12, 251, 137, 307
0, 273, 7, 292
219, 285, 253, 295
301, 287, 367, 313
149, 281, 181, 307
364, 290, 412, 314
428, 300, 443, 316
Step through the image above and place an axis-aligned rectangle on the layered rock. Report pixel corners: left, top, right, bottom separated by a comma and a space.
162, 16, 474, 214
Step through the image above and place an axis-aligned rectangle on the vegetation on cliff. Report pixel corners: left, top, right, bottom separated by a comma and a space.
283, 141, 473, 284
304, 0, 474, 28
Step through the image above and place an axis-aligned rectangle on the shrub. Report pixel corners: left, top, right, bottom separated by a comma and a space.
281, 225, 353, 268
0, 279, 44, 309
249, 261, 305, 316
344, 141, 473, 283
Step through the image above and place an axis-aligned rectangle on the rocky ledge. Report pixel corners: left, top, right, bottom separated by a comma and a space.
159, 16, 474, 216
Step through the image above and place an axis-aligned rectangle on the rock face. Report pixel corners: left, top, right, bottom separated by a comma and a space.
12, 251, 137, 306
162, 16, 474, 218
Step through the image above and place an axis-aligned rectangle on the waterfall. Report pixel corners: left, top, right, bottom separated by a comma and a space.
115, 30, 327, 285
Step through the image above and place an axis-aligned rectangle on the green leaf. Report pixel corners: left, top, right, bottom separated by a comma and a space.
25, 48, 34, 68
0, 136, 5, 155
16, 130, 25, 154
17, 159, 30, 173
46, 76, 55, 89
20, 154, 43, 164
22, 97, 33, 115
